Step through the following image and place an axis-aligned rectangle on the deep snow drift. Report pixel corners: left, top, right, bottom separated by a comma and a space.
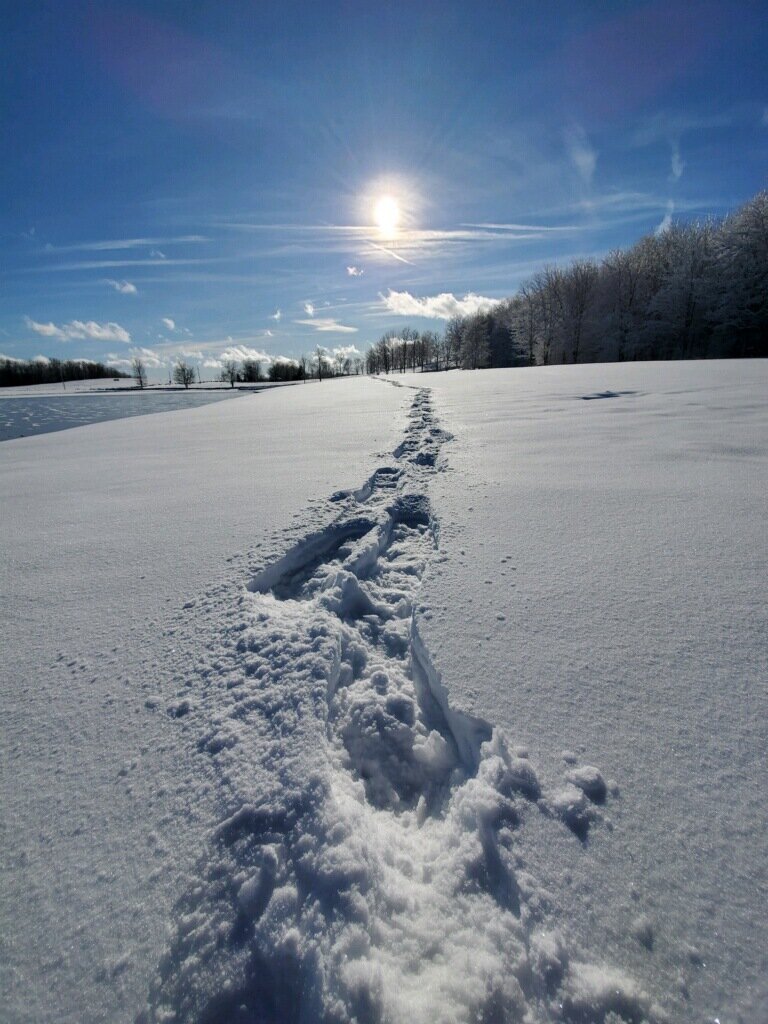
1, 362, 766, 1024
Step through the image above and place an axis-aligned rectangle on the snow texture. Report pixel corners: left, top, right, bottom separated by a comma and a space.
2, 361, 766, 1024
139, 390, 652, 1024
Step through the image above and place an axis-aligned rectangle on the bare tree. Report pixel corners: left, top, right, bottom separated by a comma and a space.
222, 359, 239, 388
315, 346, 327, 381
132, 356, 147, 389
173, 360, 196, 389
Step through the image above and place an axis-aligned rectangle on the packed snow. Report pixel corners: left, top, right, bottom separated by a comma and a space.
1, 362, 766, 1024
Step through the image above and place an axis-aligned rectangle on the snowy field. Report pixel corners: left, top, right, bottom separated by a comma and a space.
0, 390, 248, 441
1, 362, 766, 1024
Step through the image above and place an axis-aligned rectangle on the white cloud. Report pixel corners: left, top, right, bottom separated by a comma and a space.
347, 266, 364, 276
380, 290, 502, 320
270, 309, 281, 321
294, 318, 358, 333
150, 249, 167, 259
272, 354, 299, 368
69, 320, 131, 342
220, 345, 271, 363
127, 346, 166, 367
565, 124, 597, 185
670, 141, 685, 181
161, 317, 176, 331
24, 317, 66, 339
203, 359, 223, 369
655, 200, 675, 236
105, 279, 138, 295
303, 301, 315, 316
329, 345, 361, 360
179, 348, 204, 360
264, 329, 274, 337
25, 316, 131, 343
108, 345, 164, 370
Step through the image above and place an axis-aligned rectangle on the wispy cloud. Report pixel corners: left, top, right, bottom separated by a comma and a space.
631, 109, 739, 147
564, 124, 597, 185
161, 317, 176, 330
303, 301, 315, 316
670, 141, 685, 180
270, 309, 281, 321
461, 222, 577, 232
105, 278, 138, 294
150, 249, 167, 260
46, 235, 207, 253
346, 266, 364, 276
294, 318, 358, 333
655, 200, 675, 235
25, 316, 131, 343
381, 290, 502, 320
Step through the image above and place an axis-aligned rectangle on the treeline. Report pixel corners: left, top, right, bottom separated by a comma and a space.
0, 357, 129, 388
217, 349, 365, 387
366, 190, 767, 372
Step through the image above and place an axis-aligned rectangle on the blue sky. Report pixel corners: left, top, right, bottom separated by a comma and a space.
2, 0, 766, 377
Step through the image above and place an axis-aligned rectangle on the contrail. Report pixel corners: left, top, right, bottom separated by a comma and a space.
366, 240, 414, 265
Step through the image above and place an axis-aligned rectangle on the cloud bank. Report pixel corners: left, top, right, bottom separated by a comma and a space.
25, 317, 131, 343
380, 290, 502, 320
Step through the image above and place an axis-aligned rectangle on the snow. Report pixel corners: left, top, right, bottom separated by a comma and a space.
1, 361, 766, 1023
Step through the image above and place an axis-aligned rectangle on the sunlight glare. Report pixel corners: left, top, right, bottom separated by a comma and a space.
374, 195, 400, 236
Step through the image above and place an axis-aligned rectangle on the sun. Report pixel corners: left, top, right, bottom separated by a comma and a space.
373, 195, 400, 236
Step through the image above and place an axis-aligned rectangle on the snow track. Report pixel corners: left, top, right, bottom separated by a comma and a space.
141, 391, 660, 1024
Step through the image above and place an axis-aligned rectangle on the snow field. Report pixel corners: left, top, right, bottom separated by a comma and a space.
141, 391, 659, 1024
401, 360, 768, 1023
0, 378, 411, 1024
3, 363, 764, 1023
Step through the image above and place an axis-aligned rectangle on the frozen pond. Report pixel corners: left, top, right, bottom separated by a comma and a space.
0, 390, 245, 441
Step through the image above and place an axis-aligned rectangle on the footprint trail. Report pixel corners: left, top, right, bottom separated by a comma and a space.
141, 390, 660, 1024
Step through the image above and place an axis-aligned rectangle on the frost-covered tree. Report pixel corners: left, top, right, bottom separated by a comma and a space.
711, 191, 768, 357
460, 314, 490, 369
559, 259, 599, 363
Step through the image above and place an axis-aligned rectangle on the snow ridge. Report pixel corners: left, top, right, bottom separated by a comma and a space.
141, 391, 659, 1024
